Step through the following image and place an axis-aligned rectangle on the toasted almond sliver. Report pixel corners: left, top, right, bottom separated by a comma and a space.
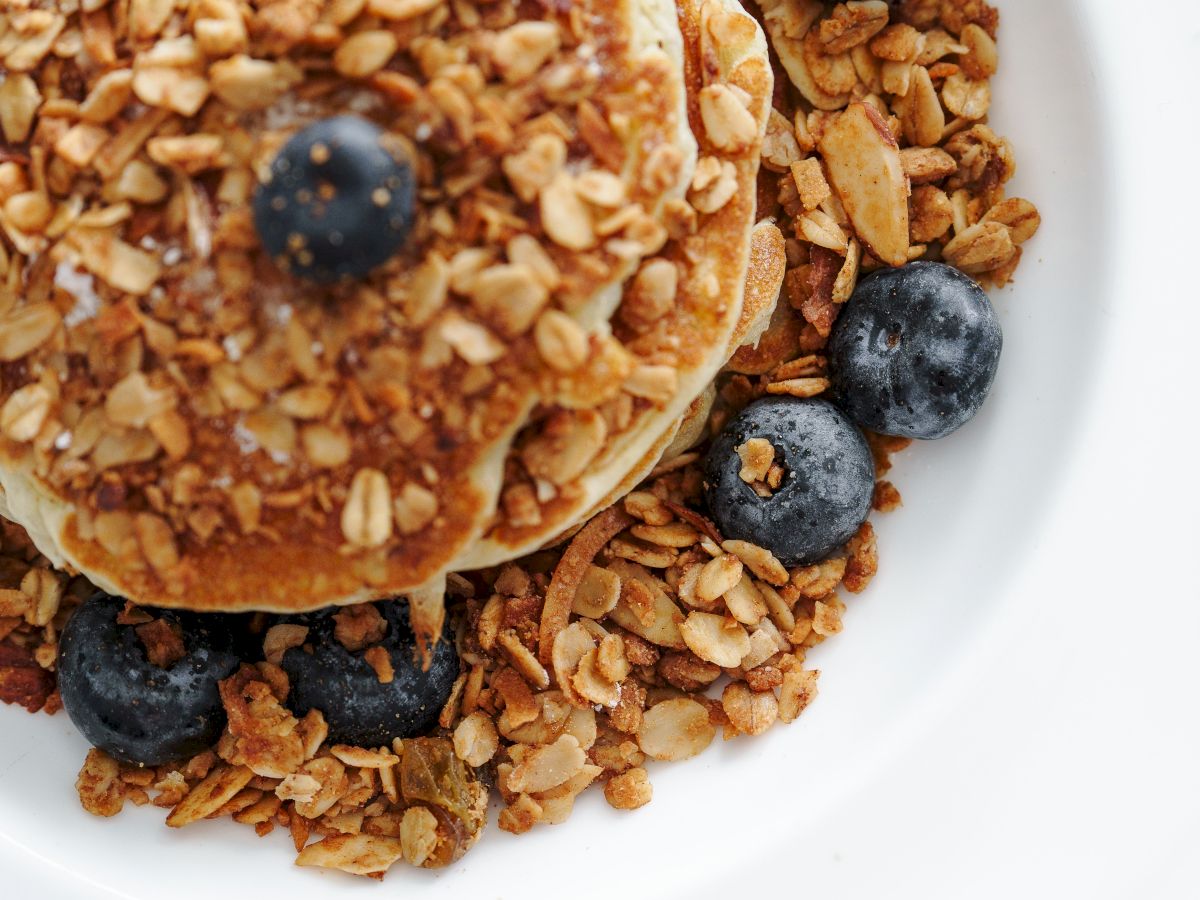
498, 629, 551, 690
329, 745, 400, 769
818, 102, 909, 267
295, 833, 405, 877
166, 765, 254, 827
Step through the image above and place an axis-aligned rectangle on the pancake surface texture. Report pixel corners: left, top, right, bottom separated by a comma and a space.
0, 0, 695, 611
456, 0, 774, 570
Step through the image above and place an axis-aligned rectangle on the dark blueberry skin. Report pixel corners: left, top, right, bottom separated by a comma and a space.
705, 398, 875, 567
828, 261, 1003, 440
253, 116, 415, 282
280, 600, 459, 747
57, 594, 247, 767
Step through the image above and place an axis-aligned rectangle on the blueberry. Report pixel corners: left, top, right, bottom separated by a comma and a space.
253, 116, 415, 282
828, 261, 1002, 440
704, 397, 874, 567
279, 600, 459, 747
57, 594, 247, 766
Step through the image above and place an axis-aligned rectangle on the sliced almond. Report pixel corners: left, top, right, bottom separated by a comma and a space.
817, 102, 909, 266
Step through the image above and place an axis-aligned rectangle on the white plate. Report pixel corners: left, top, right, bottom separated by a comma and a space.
4, 1, 1198, 897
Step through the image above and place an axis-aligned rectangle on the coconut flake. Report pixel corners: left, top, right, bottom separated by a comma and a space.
232, 420, 260, 455
56, 262, 101, 327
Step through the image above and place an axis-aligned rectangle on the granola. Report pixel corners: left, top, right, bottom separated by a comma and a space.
0, 0, 1041, 883
2, 417, 897, 877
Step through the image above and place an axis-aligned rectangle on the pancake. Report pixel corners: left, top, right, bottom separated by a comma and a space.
506, 217, 784, 556
0, 0, 694, 611
455, 0, 774, 571
728, 219, 787, 354
531, 218, 785, 552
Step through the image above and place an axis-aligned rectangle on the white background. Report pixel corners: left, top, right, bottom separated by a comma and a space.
2, 1, 1199, 897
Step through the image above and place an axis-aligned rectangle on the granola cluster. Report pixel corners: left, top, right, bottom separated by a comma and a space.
742, 0, 1040, 387
0, 517, 85, 713
0, 0, 693, 603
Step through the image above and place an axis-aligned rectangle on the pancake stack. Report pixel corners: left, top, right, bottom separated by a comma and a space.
0, 0, 781, 642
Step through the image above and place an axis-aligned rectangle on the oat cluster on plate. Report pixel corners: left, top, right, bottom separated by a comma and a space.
0, 0, 1040, 881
